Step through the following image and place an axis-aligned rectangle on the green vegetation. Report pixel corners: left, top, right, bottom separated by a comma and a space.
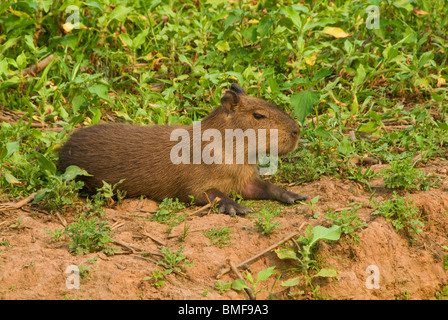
204, 226, 233, 247
1, 0, 448, 300
64, 214, 115, 255
253, 203, 283, 235
372, 192, 424, 241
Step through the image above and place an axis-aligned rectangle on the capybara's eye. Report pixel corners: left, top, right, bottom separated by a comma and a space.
253, 113, 266, 120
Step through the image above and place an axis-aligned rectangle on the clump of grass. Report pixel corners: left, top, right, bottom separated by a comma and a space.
372, 192, 424, 242
204, 226, 233, 248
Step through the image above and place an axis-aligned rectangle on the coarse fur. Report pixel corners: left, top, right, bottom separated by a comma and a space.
58, 84, 308, 215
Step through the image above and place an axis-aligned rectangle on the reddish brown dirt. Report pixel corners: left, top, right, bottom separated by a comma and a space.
1, 159, 448, 300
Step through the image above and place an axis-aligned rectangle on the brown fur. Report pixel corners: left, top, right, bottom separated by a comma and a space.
58, 84, 307, 215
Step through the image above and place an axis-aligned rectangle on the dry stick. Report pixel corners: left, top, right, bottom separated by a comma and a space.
55, 211, 67, 227
21, 54, 56, 77
217, 223, 306, 279
113, 239, 136, 254
0, 192, 37, 212
230, 261, 256, 300
141, 232, 166, 246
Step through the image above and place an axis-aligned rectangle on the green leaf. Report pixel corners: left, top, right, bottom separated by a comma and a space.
35, 153, 56, 175
88, 84, 110, 101
215, 40, 230, 52
291, 90, 319, 125
4, 171, 20, 185
309, 225, 341, 247
3, 141, 19, 159
358, 121, 378, 133
275, 247, 299, 260
257, 266, 275, 282
62, 165, 91, 182
231, 279, 249, 291
338, 136, 353, 155
109, 5, 132, 22
353, 64, 366, 88
314, 268, 338, 278
281, 277, 300, 287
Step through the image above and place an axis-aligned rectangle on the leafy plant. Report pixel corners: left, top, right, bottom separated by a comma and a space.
325, 204, 368, 243
372, 192, 424, 241
253, 204, 283, 236
276, 225, 341, 291
231, 266, 276, 300
64, 214, 114, 255
215, 279, 232, 294
381, 158, 430, 191
151, 198, 187, 229
33, 165, 89, 213
158, 246, 194, 276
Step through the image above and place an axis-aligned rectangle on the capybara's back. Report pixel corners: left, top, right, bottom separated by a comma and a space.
58, 123, 191, 201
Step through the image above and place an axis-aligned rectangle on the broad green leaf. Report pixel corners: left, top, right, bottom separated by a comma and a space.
62, 165, 91, 182
4, 171, 20, 185
275, 247, 299, 260
310, 225, 341, 247
314, 268, 338, 278
231, 278, 249, 291
88, 84, 110, 101
215, 40, 230, 52
291, 90, 320, 125
353, 64, 366, 88
338, 136, 353, 156
35, 153, 56, 175
281, 277, 300, 287
358, 121, 378, 133
257, 266, 275, 282
109, 5, 132, 22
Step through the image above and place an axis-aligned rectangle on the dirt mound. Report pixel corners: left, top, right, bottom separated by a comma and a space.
1, 160, 448, 300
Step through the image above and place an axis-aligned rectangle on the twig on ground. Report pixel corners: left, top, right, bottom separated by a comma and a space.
141, 232, 166, 246
217, 223, 306, 279
0, 192, 37, 212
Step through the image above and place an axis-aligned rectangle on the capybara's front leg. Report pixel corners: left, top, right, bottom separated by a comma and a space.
242, 178, 308, 204
204, 189, 252, 216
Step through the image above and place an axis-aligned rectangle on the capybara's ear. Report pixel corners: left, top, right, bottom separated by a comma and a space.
230, 83, 245, 95
221, 90, 240, 112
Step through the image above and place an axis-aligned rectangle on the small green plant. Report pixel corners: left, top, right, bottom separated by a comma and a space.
64, 214, 115, 255
158, 246, 194, 276
151, 198, 187, 229
78, 264, 92, 282
381, 158, 431, 191
372, 192, 424, 241
95, 179, 127, 206
434, 286, 448, 300
324, 204, 368, 243
45, 228, 65, 242
143, 269, 167, 289
276, 225, 341, 292
215, 279, 232, 294
34, 165, 89, 213
253, 204, 282, 236
231, 266, 276, 300
204, 227, 233, 247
